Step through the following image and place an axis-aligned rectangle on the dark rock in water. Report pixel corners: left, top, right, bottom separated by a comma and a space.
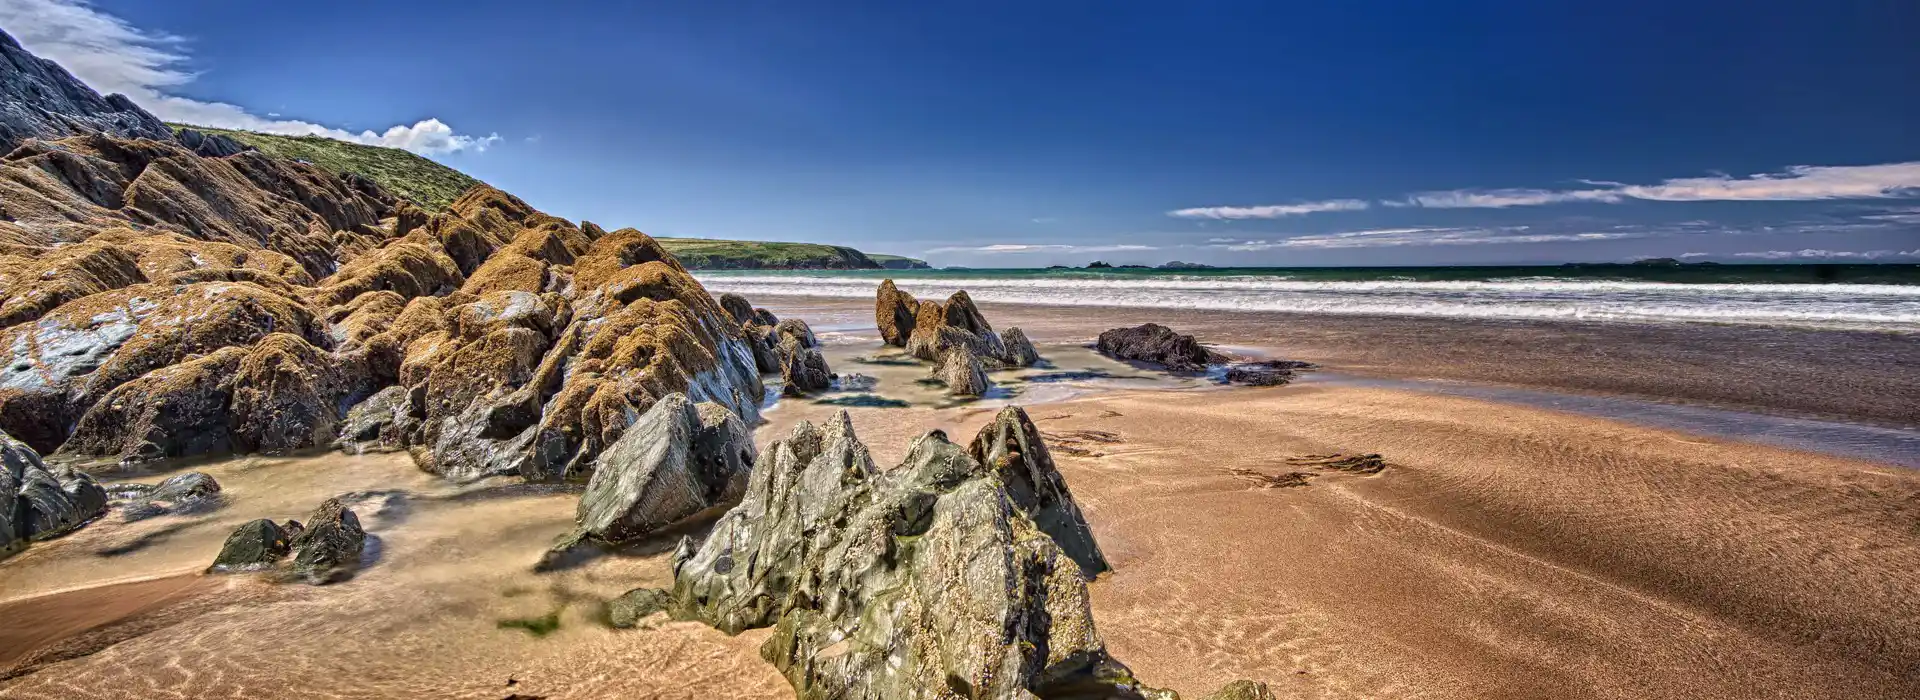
777, 335, 832, 397
968, 406, 1111, 578
3, 430, 110, 557
874, 280, 919, 347
750, 308, 779, 328
148, 472, 223, 504
280, 519, 306, 541
1096, 323, 1221, 371
933, 346, 989, 397
656, 411, 1159, 699
209, 518, 292, 572
289, 498, 366, 584
717, 293, 757, 326
746, 328, 782, 375
1001, 327, 1041, 367
1223, 359, 1315, 386
813, 394, 910, 409
607, 587, 674, 628
574, 394, 754, 545
0, 29, 173, 152
773, 318, 818, 349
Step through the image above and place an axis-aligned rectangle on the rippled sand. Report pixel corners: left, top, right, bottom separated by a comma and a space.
4, 322, 1917, 698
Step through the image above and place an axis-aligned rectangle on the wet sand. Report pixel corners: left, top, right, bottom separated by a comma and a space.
3, 303, 1917, 698
755, 294, 1920, 427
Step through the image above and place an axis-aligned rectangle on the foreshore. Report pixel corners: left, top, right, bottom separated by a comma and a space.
1, 299, 1915, 699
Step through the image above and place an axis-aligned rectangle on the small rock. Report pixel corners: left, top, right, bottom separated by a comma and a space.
1095, 323, 1220, 371
774, 319, 818, 349
607, 587, 673, 628
148, 471, 222, 504
1000, 327, 1041, 367
208, 518, 292, 572
934, 346, 989, 397
778, 335, 832, 396
289, 498, 366, 584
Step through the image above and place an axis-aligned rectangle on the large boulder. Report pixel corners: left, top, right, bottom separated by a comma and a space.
1001, 327, 1041, 367
3, 429, 109, 558
778, 334, 832, 397
875, 280, 918, 347
1095, 323, 1221, 371
969, 407, 1110, 578
574, 394, 754, 544
289, 498, 366, 584
934, 346, 989, 397
641, 411, 1158, 699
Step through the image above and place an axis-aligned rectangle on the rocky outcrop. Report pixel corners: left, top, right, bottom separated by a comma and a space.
0, 30, 173, 152
1096, 323, 1221, 371
1001, 327, 1041, 368
934, 346, 989, 397
572, 394, 754, 545
623, 410, 1166, 699
875, 280, 918, 347
2, 429, 108, 559
877, 283, 1038, 374
208, 518, 293, 572
174, 128, 250, 158
778, 334, 832, 397
968, 407, 1110, 578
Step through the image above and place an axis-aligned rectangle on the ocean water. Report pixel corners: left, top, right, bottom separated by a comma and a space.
694, 266, 1920, 332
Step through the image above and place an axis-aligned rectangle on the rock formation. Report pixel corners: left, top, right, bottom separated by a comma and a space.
873, 281, 1039, 392
2, 429, 108, 559
778, 334, 833, 397
1095, 323, 1221, 371
572, 394, 754, 545
876, 279, 919, 346
934, 346, 989, 397
289, 498, 367, 584
209, 518, 294, 572
1222, 359, 1315, 387
967, 407, 1110, 578
0, 38, 765, 481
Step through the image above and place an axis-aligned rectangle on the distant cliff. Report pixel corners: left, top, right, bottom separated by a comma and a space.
652, 237, 884, 269
870, 254, 931, 269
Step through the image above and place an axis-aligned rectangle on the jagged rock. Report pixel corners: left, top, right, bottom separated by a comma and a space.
773, 318, 817, 348
968, 406, 1110, 578
0, 30, 173, 152
747, 328, 782, 375
718, 293, 757, 326
875, 280, 919, 347
174, 128, 250, 158
1096, 323, 1221, 371
335, 385, 415, 450
778, 334, 833, 397
750, 308, 778, 328
289, 498, 366, 584
208, 518, 292, 572
652, 412, 1154, 699
2, 430, 109, 557
1001, 327, 1041, 367
934, 346, 989, 397
573, 394, 754, 544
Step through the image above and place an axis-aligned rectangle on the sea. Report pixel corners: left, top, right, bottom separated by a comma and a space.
694, 264, 1920, 332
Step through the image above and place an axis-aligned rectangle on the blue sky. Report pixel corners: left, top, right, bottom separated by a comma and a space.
5, 0, 1917, 267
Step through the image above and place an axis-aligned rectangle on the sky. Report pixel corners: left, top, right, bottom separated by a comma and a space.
3, 0, 1917, 267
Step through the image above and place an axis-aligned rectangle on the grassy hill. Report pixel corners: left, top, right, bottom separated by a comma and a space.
167, 124, 480, 211
168, 125, 914, 268
652, 237, 881, 269
868, 253, 930, 269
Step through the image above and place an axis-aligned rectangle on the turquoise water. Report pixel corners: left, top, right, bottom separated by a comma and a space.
694, 265, 1920, 331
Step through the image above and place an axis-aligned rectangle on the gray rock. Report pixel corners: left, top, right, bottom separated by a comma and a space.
1096, 323, 1222, 371
1001, 326, 1042, 367
660, 411, 1153, 699
289, 498, 366, 584
777, 334, 832, 397
335, 385, 413, 449
574, 394, 755, 544
3, 429, 109, 558
148, 471, 222, 504
773, 318, 818, 349
174, 128, 250, 157
969, 406, 1110, 578
934, 346, 989, 397
209, 518, 292, 572
0, 30, 173, 152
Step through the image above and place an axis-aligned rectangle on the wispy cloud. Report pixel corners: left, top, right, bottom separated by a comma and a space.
1209, 226, 1658, 250
1168, 199, 1370, 220
0, 0, 500, 155
1386, 162, 1920, 210
1683, 248, 1920, 261
925, 243, 1159, 254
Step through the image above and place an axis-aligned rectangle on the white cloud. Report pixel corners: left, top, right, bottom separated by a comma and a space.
0, 0, 500, 155
1686, 248, 1920, 261
925, 243, 1159, 254
1208, 226, 1651, 250
1385, 162, 1920, 210
1168, 199, 1370, 219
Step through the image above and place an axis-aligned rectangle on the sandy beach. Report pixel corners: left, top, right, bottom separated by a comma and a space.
2, 300, 1916, 699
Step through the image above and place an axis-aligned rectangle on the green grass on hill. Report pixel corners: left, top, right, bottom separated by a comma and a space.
867, 253, 929, 269
652, 237, 880, 269
167, 123, 481, 211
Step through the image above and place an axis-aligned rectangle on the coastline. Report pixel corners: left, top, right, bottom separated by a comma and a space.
743, 293, 1920, 428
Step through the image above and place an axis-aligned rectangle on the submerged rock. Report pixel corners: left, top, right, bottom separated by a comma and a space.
934, 346, 989, 397
607, 587, 674, 628
1223, 359, 1315, 387
209, 518, 292, 572
573, 394, 754, 545
289, 498, 366, 584
1096, 323, 1221, 371
3, 430, 109, 557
